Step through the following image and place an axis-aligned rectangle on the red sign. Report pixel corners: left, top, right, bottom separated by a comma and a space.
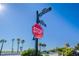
32, 23, 43, 39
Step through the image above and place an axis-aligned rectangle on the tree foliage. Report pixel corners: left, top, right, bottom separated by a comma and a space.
21, 48, 42, 56
63, 47, 73, 56
56, 47, 73, 56
75, 43, 79, 50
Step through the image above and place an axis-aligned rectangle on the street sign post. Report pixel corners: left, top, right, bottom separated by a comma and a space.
32, 7, 52, 56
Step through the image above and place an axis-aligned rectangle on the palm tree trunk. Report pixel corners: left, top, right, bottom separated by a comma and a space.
17, 43, 19, 53
12, 40, 14, 53
0, 42, 4, 55
22, 43, 23, 51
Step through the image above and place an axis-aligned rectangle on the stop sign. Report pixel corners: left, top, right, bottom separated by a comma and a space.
32, 23, 43, 39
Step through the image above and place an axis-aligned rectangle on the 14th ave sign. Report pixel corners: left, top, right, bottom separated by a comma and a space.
37, 7, 52, 27
38, 7, 52, 17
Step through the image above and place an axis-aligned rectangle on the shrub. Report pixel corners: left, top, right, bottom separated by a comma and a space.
21, 48, 42, 56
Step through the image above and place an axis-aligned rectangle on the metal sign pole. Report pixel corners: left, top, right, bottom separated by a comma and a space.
35, 11, 39, 56
35, 38, 38, 56
34, 7, 52, 56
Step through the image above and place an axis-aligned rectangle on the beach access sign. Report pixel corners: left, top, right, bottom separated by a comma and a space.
32, 23, 43, 39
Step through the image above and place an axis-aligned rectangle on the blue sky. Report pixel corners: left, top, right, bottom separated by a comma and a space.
0, 3, 79, 51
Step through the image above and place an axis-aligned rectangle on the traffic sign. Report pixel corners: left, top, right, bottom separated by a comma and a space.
38, 7, 52, 17
32, 23, 43, 39
39, 20, 46, 27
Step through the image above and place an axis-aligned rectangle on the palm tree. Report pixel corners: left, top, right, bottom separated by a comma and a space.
20, 46, 22, 52
12, 39, 14, 53
21, 40, 25, 51
17, 38, 20, 53
0, 39, 7, 55
75, 43, 79, 50
64, 43, 70, 48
